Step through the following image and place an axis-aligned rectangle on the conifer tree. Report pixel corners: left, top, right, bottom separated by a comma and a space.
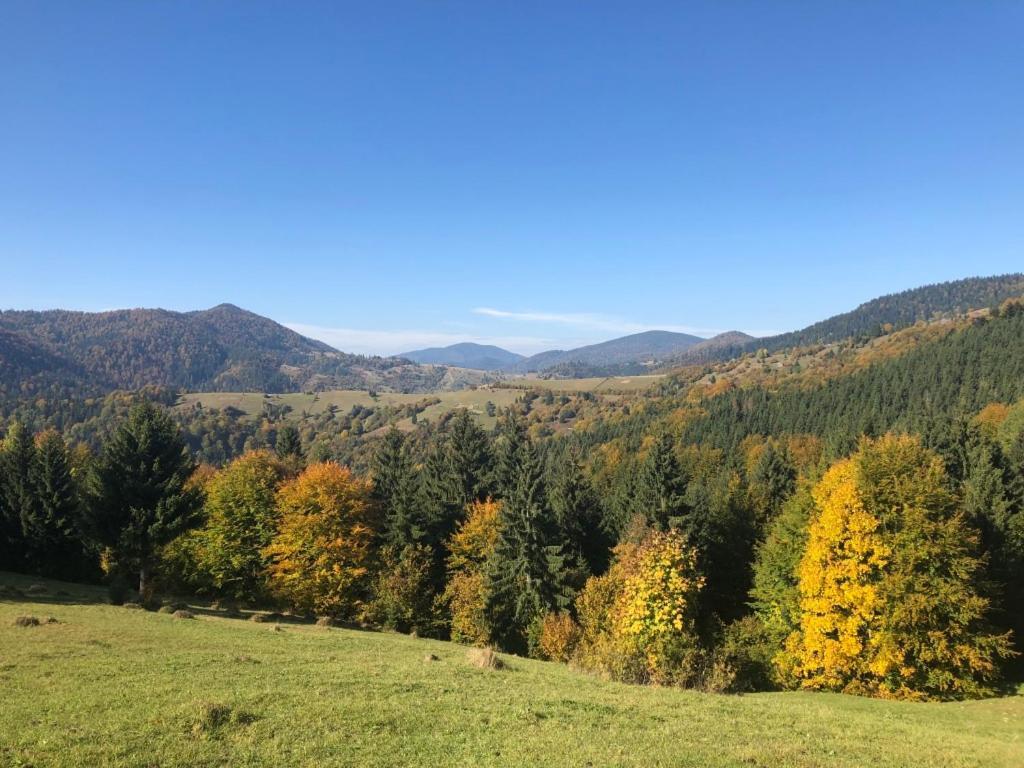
86, 402, 203, 596
485, 439, 569, 654
492, 412, 527, 499
275, 424, 303, 460
26, 430, 86, 579
635, 433, 688, 529
1, 421, 36, 569
372, 427, 422, 549
748, 441, 797, 531
548, 447, 611, 578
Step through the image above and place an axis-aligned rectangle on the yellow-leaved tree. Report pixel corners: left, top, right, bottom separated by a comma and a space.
442, 498, 501, 645
786, 434, 1012, 699
574, 529, 703, 685
263, 462, 377, 618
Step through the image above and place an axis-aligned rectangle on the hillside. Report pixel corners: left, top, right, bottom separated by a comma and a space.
684, 274, 1024, 365
515, 330, 705, 375
0, 304, 461, 395
400, 342, 525, 370
2, 574, 1021, 768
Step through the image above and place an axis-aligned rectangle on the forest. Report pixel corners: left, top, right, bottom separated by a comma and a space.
3, 300, 1024, 701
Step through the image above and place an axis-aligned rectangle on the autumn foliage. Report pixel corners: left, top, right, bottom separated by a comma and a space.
785, 435, 1012, 699
264, 462, 377, 618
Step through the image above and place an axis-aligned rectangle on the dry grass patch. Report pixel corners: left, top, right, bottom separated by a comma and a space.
172, 609, 195, 620
467, 647, 505, 670
12, 615, 40, 627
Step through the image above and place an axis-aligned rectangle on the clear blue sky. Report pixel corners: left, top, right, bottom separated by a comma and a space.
1, 2, 1022, 355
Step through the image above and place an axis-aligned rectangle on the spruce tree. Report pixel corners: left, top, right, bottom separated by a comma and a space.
749, 441, 797, 531
635, 433, 688, 529
445, 410, 491, 504
275, 424, 303, 460
86, 402, 202, 596
372, 427, 422, 549
485, 438, 568, 654
492, 412, 527, 499
548, 448, 611, 578
26, 430, 86, 579
1, 421, 36, 571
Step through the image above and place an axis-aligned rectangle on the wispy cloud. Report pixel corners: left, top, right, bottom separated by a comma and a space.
473, 307, 728, 338
285, 323, 555, 357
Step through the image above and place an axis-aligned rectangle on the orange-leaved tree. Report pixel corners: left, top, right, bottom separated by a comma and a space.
264, 462, 378, 618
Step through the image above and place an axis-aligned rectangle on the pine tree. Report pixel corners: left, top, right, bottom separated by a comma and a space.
26, 430, 86, 579
492, 412, 527, 499
445, 410, 491, 504
1, 421, 37, 570
275, 424, 303, 460
485, 439, 569, 654
549, 448, 611, 578
748, 441, 797, 531
634, 434, 688, 529
86, 402, 203, 596
372, 427, 422, 549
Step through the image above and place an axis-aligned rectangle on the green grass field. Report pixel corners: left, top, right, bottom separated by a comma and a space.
2, 573, 1022, 767
176, 388, 524, 431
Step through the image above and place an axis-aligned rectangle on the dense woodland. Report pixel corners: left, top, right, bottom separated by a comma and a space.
2, 278, 1024, 701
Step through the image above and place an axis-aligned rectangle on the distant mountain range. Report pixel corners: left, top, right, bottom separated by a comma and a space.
0, 304, 472, 397
401, 343, 525, 370
2, 274, 1022, 397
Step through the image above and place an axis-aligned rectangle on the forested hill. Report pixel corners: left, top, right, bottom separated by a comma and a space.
667, 302, 1024, 456
0, 304, 455, 396
668, 273, 1024, 366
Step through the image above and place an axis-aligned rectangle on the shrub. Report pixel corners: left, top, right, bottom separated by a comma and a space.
364, 544, 439, 635
535, 612, 581, 662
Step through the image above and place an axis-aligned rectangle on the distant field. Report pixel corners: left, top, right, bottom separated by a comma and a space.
175, 375, 664, 430
176, 388, 524, 430
2, 572, 1022, 768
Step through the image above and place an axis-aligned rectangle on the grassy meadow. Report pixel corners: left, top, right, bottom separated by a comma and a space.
1, 573, 1022, 768
174, 375, 665, 431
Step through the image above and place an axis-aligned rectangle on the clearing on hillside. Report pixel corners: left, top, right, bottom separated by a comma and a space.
1, 572, 1021, 768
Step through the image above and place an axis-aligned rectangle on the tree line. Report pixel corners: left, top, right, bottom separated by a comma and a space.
2, 392, 1022, 700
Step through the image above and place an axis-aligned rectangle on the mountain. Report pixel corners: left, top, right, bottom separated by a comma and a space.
400, 342, 525, 370
682, 274, 1024, 366
0, 304, 462, 395
514, 330, 705, 374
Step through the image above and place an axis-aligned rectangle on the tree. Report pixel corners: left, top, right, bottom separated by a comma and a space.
372, 427, 422, 549
1, 421, 36, 570
786, 435, 1012, 700
25, 430, 86, 579
365, 543, 438, 635
191, 451, 287, 602
634, 434, 688, 529
485, 439, 569, 654
445, 410, 492, 504
264, 462, 377, 618
275, 424, 303, 461
86, 403, 202, 596
548, 448, 612, 578
748, 440, 797, 531
492, 413, 527, 499
443, 498, 501, 645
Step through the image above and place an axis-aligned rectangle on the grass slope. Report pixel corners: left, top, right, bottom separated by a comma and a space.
1, 573, 1022, 768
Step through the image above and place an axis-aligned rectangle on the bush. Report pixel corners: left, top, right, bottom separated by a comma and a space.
364, 544, 439, 635
535, 612, 581, 662
714, 617, 777, 692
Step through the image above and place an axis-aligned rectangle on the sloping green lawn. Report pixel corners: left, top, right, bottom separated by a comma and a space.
1, 572, 1021, 767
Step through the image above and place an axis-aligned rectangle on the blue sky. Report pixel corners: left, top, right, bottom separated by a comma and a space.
1, 2, 1022, 355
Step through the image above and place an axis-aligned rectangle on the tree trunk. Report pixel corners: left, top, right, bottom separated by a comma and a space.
139, 563, 149, 599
